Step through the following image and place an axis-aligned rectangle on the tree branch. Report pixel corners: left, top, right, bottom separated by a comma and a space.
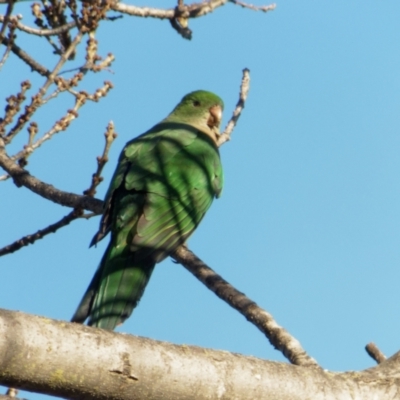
111, 0, 275, 20
0, 80, 31, 136
0, 0, 14, 43
0, 308, 399, 400
218, 68, 250, 146
0, 15, 77, 36
0, 139, 102, 212
172, 246, 319, 368
1, 36, 50, 76
0, 209, 85, 257
83, 120, 117, 197
228, 0, 276, 12
0, 129, 317, 368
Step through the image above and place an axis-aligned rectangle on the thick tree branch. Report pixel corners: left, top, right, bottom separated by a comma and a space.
172, 246, 319, 368
0, 309, 399, 400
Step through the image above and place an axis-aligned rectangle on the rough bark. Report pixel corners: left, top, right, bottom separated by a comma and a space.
0, 309, 400, 400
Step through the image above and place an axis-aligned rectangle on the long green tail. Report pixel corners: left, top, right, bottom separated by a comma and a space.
71, 240, 155, 330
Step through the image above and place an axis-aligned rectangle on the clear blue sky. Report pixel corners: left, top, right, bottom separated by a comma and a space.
2, 1, 400, 398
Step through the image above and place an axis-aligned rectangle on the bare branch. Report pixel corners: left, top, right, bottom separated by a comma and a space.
66, 81, 113, 102
110, 3, 176, 19
39, 0, 74, 56
0, 8, 17, 71
0, 209, 84, 257
1, 36, 50, 76
83, 121, 117, 197
0, 0, 14, 43
172, 246, 320, 368
112, 0, 275, 20
4, 31, 83, 143
229, 0, 276, 12
0, 139, 102, 212
366, 342, 387, 364
30, 3, 63, 55
11, 92, 87, 160
82, 33, 115, 72
1, 308, 400, 400
0, 15, 77, 36
40, 31, 83, 92
218, 68, 250, 146
0, 80, 31, 136
0, 34, 13, 69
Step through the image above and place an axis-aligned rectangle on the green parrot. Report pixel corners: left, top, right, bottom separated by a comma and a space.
71, 90, 224, 330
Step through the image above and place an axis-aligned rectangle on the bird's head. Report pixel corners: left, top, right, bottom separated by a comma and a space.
168, 90, 224, 143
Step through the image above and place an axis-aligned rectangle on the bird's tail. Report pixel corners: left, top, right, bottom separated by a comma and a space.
71, 239, 155, 330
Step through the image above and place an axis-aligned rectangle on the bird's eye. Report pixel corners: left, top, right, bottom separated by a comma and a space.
193, 100, 201, 107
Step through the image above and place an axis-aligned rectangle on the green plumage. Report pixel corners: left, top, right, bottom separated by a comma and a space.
72, 91, 224, 330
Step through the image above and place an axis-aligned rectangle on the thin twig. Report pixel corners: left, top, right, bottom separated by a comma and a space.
0, 15, 77, 36
31, 3, 63, 54
1, 36, 50, 76
4, 31, 83, 144
0, 80, 31, 136
40, 31, 83, 93
11, 92, 87, 160
0, 34, 13, 69
228, 0, 276, 12
0, 0, 16, 70
0, 0, 14, 42
45, 0, 74, 57
0, 209, 98, 256
172, 246, 320, 368
66, 82, 113, 102
0, 138, 102, 212
366, 342, 387, 364
218, 68, 250, 146
83, 121, 117, 197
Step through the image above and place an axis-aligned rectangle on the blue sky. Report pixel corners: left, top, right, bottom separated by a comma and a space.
2, 1, 400, 398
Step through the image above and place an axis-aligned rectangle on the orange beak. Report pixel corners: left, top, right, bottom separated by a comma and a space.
207, 105, 222, 129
